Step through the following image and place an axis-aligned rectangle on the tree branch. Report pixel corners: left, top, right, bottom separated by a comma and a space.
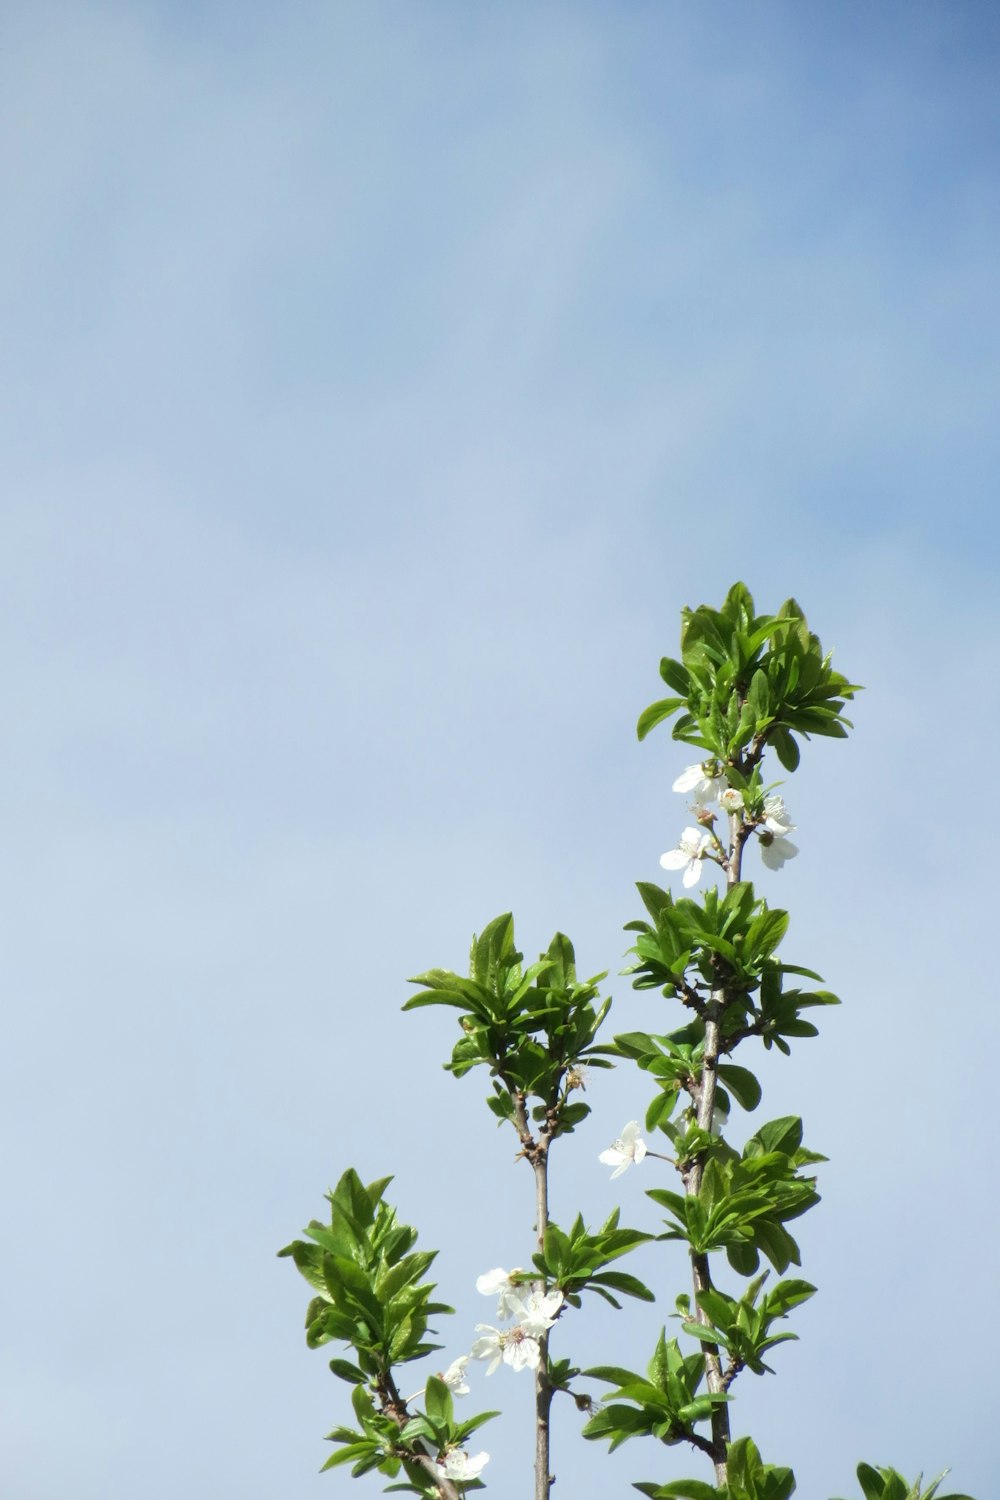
509, 1088, 556, 1500
533, 1146, 554, 1500
684, 801, 747, 1485
686, 992, 732, 1485
379, 1371, 462, 1500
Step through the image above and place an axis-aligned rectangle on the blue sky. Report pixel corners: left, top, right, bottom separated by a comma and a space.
2, 3, 998, 1497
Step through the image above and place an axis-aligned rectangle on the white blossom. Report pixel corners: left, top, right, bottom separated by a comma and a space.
759, 830, 799, 869
509, 1288, 564, 1335
470, 1322, 542, 1375
761, 794, 794, 835
752, 795, 798, 869
660, 827, 712, 888
438, 1448, 490, 1481
439, 1355, 470, 1396
672, 761, 726, 805
470, 1285, 563, 1375
475, 1267, 527, 1320
718, 787, 745, 813
598, 1119, 647, 1178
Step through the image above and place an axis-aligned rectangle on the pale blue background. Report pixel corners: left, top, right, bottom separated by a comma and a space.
2, 3, 997, 1497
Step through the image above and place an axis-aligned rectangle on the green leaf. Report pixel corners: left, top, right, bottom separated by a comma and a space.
637, 1482, 720, 1500
754, 1221, 800, 1274
321, 1441, 375, 1471
726, 1239, 760, 1276
770, 725, 800, 771
763, 1279, 816, 1316
638, 697, 687, 740
646, 1089, 679, 1131
659, 656, 692, 695
590, 1270, 656, 1302
454, 1408, 502, 1440
680, 1319, 728, 1346
424, 1375, 453, 1428
857, 1466, 888, 1500
748, 668, 770, 721
748, 1116, 804, 1157
584, 1364, 644, 1386
331, 1168, 378, 1230
717, 1064, 762, 1111
399, 1414, 436, 1445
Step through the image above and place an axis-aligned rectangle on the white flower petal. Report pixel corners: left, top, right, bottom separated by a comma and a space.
672, 764, 704, 793
760, 835, 798, 869
659, 848, 689, 871
505, 1334, 541, 1371
475, 1266, 525, 1318
538, 1288, 565, 1318
470, 1328, 503, 1376
673, 762, 725, 805
601, 1121, 646, 1177
440, 1449, 490, 1480
512, 1289, 565, 1335
441, 1355, 470, 1395
662, 829, 710, 887
762, 795, 795, 835
475, 1267, 509, 1295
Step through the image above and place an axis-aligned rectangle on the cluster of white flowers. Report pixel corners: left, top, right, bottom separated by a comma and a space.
471, 1269, 564, 1375
661, 762, 800, 884
403, 1275, 565, 1485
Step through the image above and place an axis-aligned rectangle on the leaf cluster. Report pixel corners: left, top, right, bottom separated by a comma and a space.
280, 1172, 497, 1489
636, 1435, 796, 1500
831, 1464, 975, 1500
648, 1117, 823, 1276
583, 1329, 730, 1451
532, 1208, 655, 1309
278, 1169, 448, 1374
404, 915, 615, 1129
637, 582, 860, 771
322, 1380, 496, 1491
675, 1273, 816, 1377
613, 1031, 759, 1148
626, 881, 838, 1057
